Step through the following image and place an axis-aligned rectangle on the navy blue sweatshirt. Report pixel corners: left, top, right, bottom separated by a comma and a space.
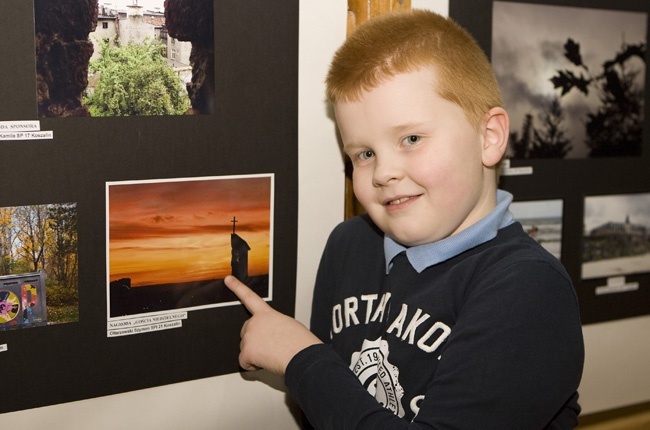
286, 214, 584, 429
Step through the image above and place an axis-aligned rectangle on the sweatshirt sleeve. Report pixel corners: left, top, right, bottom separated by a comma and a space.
285, 344, 405, 429
409, 259, 584, 428
287, 219, 414, 429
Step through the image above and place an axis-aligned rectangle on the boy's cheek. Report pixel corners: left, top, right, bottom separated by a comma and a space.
352, 172, 373, 199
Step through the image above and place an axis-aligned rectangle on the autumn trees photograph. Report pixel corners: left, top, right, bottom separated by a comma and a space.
0, 203, 79, 326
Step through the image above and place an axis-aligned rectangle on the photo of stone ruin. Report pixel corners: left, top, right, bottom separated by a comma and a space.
34, 0, 214, 117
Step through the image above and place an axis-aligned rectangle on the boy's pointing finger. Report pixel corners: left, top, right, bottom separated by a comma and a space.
225, 275, 322, 375
224, 275, 269, 315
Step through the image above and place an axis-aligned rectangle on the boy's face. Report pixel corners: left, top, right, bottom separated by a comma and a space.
336, 68, 500, 247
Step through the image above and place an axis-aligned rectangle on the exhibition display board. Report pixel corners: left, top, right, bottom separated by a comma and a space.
0, 0, 298, 413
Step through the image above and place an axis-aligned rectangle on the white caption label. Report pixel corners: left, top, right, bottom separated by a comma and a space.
595, 276, 639, 295
0, 130, 53, 141
0, 120, 41, 131
107, 312, 187, 337
501, 159, 533, 176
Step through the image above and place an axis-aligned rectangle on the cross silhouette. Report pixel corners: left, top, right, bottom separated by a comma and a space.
231, 216, 238, 234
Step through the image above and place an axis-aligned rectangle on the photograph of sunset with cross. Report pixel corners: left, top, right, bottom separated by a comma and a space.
106, 174, 272, 318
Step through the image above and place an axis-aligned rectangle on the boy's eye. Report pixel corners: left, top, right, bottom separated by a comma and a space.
401, 135, 421, 145
358, 150, 375, 160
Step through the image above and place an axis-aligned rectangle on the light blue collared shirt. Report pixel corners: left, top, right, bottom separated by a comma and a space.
384, 189, 515, 273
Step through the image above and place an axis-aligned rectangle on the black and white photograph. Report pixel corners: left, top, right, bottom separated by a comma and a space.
492, 2, 646, 159
582, 192, 650, 280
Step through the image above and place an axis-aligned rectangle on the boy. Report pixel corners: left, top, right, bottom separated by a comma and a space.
225, 9, 584, 429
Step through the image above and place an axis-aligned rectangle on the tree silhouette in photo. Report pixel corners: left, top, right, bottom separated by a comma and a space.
551, 38, 645, 157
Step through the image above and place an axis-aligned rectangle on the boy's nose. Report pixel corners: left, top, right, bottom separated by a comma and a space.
372, 157, 402, 186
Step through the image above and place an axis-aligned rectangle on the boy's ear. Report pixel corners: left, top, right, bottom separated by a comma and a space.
481, 107, 509, 167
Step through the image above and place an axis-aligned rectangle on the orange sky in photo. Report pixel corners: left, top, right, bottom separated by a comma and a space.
108, 175, 272, 287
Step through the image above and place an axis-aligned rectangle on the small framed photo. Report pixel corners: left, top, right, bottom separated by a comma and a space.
510, 198, 563, 259
106, 174, 274, 326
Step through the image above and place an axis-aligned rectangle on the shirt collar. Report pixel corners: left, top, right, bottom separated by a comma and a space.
384, 189, 514, 273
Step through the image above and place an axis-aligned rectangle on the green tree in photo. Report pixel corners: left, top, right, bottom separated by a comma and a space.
84, 38, 190, 116
14, 205, 48, 272
47, 203, 78, 290
0, 203, 79, 325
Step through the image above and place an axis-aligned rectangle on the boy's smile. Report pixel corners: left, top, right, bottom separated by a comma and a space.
335, 68, 505, 247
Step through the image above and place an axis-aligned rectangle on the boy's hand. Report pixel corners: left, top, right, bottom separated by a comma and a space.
224, 275, 322, 375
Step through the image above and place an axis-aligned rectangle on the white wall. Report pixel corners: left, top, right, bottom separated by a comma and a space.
580, 315, 650, 414
5, 1, 649, 427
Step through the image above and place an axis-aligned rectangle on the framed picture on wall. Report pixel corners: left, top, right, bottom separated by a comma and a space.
106, 174, 273, 335
451, 0, 648, 160
510, 198, 563, 259
0, 202, 78, 331
580, 192, 650, 322
582, 192, 650, 280
492, 1, 646, 160
34, 0, 215, 118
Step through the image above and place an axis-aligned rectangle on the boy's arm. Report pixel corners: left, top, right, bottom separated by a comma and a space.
224, 276, 322, 375
225, 276, 409, 428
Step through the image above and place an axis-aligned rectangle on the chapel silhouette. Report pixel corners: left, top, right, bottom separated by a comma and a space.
230, 216, 251, 282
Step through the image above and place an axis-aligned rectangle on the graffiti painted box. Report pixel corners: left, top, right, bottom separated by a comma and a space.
0, 271, 47, 330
